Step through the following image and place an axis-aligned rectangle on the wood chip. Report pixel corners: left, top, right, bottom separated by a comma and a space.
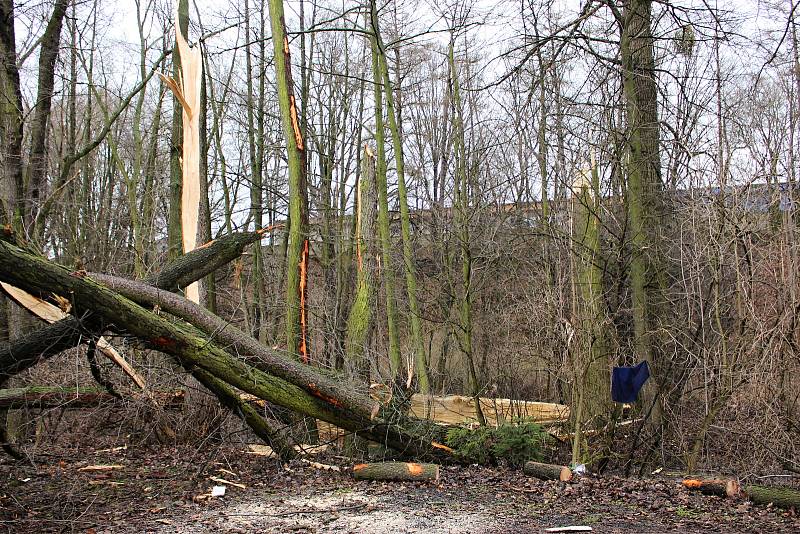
78, 464, 124, 472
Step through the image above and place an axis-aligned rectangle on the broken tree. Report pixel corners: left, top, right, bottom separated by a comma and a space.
0, 239, 453, 461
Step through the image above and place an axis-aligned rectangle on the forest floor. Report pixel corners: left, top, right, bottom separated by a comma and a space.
1, 444, 798, 533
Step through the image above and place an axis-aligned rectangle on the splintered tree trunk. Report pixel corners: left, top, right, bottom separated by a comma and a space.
345, 147, 377, 370
167, 0, 188, 261
571, 156, 609, 465
352, 462, 439, 482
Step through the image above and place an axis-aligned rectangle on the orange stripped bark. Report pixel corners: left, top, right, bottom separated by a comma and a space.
298, 238, 310, 363
307, 382, 342, 408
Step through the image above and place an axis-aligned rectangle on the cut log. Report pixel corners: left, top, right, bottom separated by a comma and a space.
352, 462, 439, 482
744, 484, 800, 509
0, 386, 185, 410
682, 478, 741, 498
524, 461, 573, 481
0, 239, 452, 460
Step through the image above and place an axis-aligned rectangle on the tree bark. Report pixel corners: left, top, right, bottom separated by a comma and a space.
24, 0, 69, 236
682, 478, 741, 498
744, 484, 800, 509
0, 0, 24, 229
266, 0, 310, 362
167, 0, 189, 261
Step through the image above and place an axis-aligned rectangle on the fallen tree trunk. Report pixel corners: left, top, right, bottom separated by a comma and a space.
0, 231, 265, 385
0, 232, 300, 460
744, 485, 800, 509
352, 462, 440, 482
91, 273, 377, 417
0, 239, 451, 460
682, 477, 800, 509
682, 478, 741, 498
191, 368, 297, 461
0, 386, 185, 410
523, 461, 573, 481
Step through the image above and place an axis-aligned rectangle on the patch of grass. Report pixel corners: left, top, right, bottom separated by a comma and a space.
675, 506, 699, 518
580, 514, 602, 524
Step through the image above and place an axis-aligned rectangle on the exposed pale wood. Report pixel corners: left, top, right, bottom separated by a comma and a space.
410, 394, 569, 426
245, 443, 328, 457
352, 461, 439, 482
0, 282, 146, 389
310, 393, 570, 443
162, 4, 202, 303
523, 461, 573, 481
78, 464, 124, 472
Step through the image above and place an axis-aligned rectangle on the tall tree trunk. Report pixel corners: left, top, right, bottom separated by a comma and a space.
24, 0, 68, 241
370, 0, 430, 393
346, 147, 377, 376
571, 155, 609, 464
168, 0, 189, 261
449, 39, 485, 426
370, 34, 403, 385
621, 0, 665, 432
0, 0, 24, 230
266, 0, 310, 362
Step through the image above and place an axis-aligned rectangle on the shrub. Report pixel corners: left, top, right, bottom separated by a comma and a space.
445, 421, 551, 467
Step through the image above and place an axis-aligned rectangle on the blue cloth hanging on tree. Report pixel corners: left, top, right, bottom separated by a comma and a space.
611, 361, 650, 403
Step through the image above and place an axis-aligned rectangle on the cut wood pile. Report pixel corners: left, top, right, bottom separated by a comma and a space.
312, 394, 569, 443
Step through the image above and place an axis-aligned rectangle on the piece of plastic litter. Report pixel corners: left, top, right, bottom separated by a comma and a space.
211, 485, 226, 497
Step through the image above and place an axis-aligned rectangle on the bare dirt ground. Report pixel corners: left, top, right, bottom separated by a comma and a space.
1, 445, 798, 533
